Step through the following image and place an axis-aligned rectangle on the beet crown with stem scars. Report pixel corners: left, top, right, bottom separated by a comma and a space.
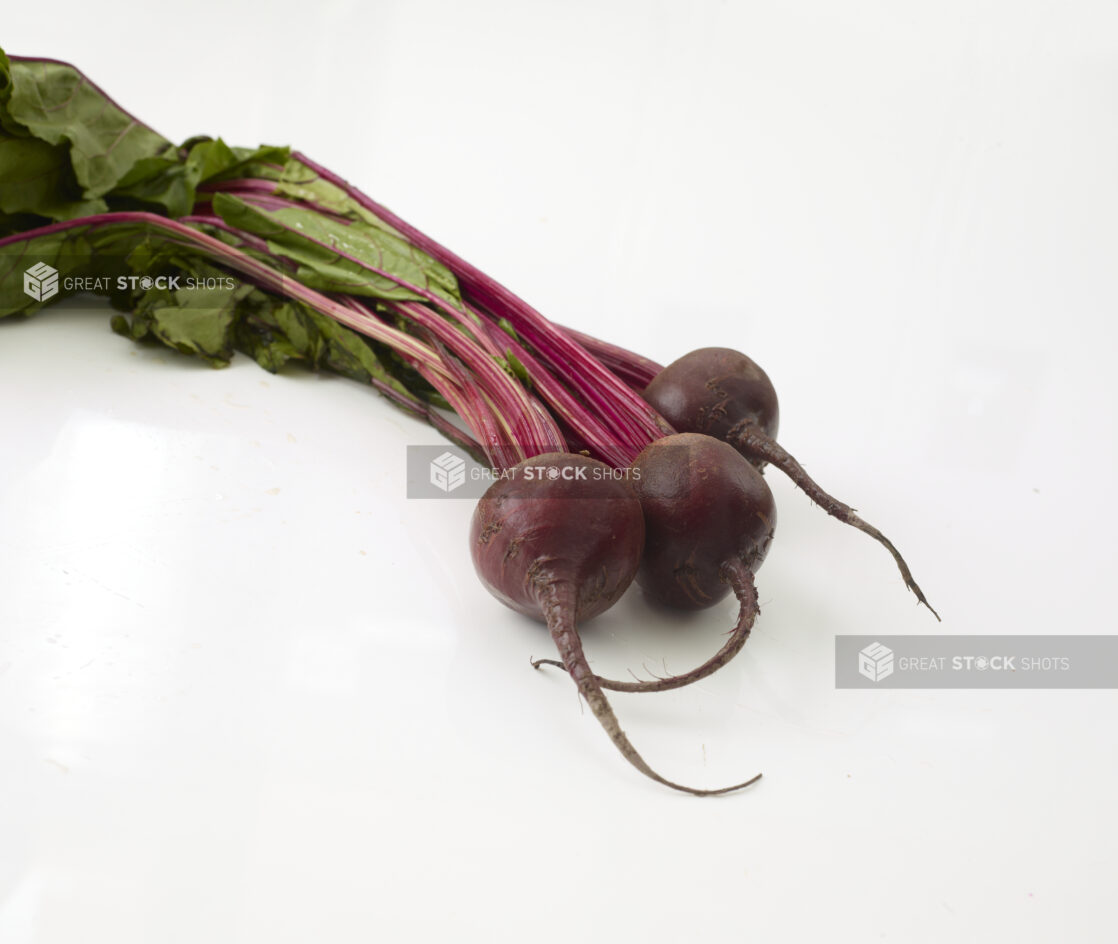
470, 452, 761, 796
643, 347, 939, 620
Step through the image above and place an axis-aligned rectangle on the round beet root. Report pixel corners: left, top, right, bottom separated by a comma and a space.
470, 452, 760, 796
632, 433, 776, 611
643, 347, 939, 619
470, 453, 644, 623
643, 347, 779, 445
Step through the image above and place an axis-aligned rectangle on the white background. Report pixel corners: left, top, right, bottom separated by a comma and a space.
3, 2, 1117, 941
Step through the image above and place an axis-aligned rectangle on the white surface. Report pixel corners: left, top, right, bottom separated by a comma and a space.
3, 2, 1118, 942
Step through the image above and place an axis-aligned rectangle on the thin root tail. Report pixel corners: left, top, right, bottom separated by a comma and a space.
730, 422, 940, 621
540, 580, 762, 797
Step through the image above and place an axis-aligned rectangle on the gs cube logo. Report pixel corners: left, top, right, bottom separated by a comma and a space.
858, 642, 894, 682
24, 262, 60, 302
429, 451, 466, 493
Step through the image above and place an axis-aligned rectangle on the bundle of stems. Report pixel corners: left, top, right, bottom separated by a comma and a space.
0, 53, 670, 470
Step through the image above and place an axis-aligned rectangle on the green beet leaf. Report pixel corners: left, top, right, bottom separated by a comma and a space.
212, 192, 463, 308
3, 57, 173, 202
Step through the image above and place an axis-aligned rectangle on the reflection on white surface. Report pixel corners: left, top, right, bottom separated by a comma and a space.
25, 410, 196, 544
284, 632, 362, 696
3, 412, 207, 750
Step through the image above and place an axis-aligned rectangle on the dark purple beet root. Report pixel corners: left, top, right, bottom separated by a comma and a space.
471, 452, 760, 796
644, 347, 780, 445
632, 433, 775, 611
643, 347, 939, 620
469, 453, 642, 623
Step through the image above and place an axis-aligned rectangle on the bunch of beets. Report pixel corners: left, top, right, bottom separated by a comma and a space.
0, 50, 937, 794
